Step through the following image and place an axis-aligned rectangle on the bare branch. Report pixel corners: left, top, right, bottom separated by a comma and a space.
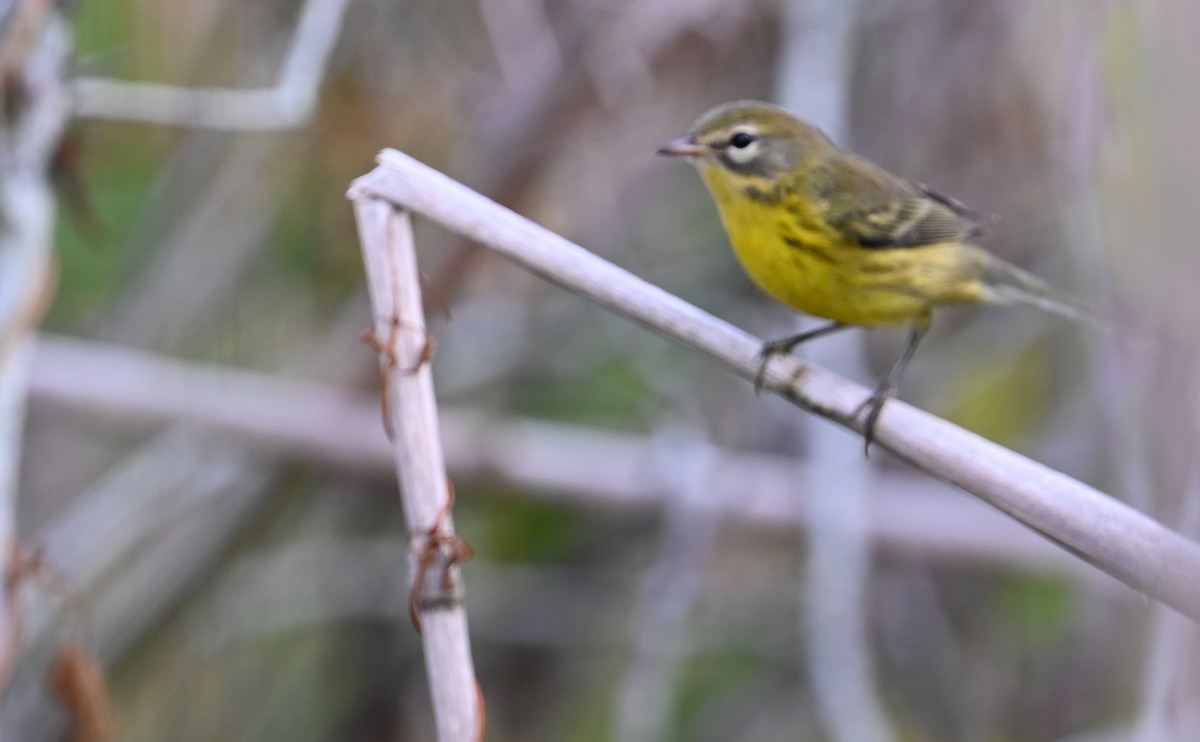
3, 301, 380, 740
775, 2, 895, 739
615, 429, 722, 742
28, 334, 1109, 577
72, 0, 350, 130
349, 149, 1200, 622
353, 199, 481, 741
0, 9, 70, 694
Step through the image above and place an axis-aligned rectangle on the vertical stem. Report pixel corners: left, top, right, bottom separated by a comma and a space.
615, 430, 722, 741
776, 1, 895, 740
0, 12, 70, 702
352, 198, 480, 741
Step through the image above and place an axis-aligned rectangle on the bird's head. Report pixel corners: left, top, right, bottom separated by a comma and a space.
657, 101, 834, 186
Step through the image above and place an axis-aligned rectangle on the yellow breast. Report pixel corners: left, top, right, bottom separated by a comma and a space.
698, 166, 936, 327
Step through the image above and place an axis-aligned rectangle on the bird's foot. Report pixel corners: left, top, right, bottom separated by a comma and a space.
753, 338, 797, 394
854, 382, 897, 456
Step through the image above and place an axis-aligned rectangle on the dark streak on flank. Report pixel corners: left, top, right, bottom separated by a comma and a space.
782, 235, 835, 264
857, 235, 906, 248
742, 185, 780, 204
856, 261, 899, 274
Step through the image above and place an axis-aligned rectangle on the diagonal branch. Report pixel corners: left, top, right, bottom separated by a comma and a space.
348, 149, 1200, 623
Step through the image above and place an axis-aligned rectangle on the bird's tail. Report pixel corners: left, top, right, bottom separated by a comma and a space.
978, 256, 1100, 326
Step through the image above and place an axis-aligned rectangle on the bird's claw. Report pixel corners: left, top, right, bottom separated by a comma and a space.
855, 383, 896, 456
753, 340, 790, 395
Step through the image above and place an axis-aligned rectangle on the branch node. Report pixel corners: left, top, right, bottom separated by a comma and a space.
361, 314, 437, 440
407, 482, 473, 634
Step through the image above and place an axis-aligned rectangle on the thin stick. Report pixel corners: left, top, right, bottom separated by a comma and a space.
26, 335, 1110, 576
778, 3, 896, 739
72, 0, 349, 130
26, 334, 1112, 578
352, 199, 481, 741
0, 11, 70, 693
349, 149, 1200, 622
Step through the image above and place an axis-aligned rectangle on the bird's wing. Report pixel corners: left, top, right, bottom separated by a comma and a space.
824, 170, 984, 248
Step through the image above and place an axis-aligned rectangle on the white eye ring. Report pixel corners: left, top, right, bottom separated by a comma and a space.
724, 129, 759, 164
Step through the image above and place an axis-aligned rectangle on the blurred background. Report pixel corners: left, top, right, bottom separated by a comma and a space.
0, 0, 1197, 739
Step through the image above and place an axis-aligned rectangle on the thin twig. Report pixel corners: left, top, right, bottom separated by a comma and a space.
352, 200, 481, 741
0, 8, 69, 700
27, 334, 1108, 576
71, 0, 350, 130
615, 427, 723, 742
106, 139, 287, 345
349, 149, 1200, 622
0, 433, 272, 741
2, 300, 382, 740
777, 1, 895, 739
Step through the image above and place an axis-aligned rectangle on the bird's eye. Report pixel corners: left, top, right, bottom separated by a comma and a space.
729, 132, 756, 149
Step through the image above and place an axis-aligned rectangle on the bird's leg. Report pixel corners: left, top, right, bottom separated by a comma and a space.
754, 320, 847, 393
858, 316, 929, 455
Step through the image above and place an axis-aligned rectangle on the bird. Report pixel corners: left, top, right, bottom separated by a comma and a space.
657, 100, 1091, 452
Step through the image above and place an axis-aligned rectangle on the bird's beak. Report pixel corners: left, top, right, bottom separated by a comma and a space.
657, 136, 709, 158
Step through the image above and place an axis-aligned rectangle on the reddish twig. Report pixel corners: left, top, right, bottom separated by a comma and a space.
473, 678, 488, 742
408, 481, 473, 634
48, 641, 119, 742
361, 314, 436, 439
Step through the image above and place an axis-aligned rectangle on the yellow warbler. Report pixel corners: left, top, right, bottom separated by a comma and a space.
659, 100, 1089, 450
